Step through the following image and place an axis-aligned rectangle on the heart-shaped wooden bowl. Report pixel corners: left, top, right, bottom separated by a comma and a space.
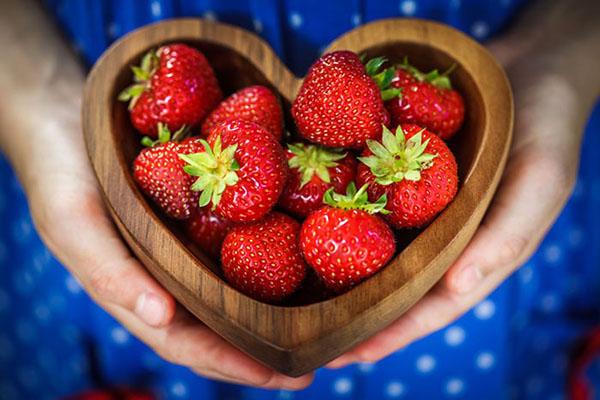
83, 18, 512, 376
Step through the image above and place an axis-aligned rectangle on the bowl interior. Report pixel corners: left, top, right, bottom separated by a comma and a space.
111, 38, 485, 306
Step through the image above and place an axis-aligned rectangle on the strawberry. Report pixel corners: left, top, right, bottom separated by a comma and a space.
133, 124, 203, 220
356, 124, 458, 229
292, 52, 399, 148
300, 183, 395, 293
278, 143, 357, 218
385, 59, 465, 140
119, 43, 222, 137
201, 85, 283, 140
179, 120, 287, 223
221, 212, 307, 302
185, 206, 232, 259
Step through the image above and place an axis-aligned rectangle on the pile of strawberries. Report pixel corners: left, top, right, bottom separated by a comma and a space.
120, 43, 465, 303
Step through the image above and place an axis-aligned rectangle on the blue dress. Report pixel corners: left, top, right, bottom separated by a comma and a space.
1, 1, 599, 399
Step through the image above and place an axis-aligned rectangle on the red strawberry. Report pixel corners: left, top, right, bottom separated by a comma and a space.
385, 59, 465, 140
292, 52, 399, 148
185, 206, 232, 259
180, 120, 287, 223
356, 124, 458, 229
201, 85, 283, 140
221, 212, 307, 302
300, 183, 396, 293
119, 43, 222, 137
279, 143, 357, 218
133, 125, 203, 220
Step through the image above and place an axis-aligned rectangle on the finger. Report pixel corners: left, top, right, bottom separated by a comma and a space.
445, 145, 575, 294
108, 305, 314, 390
34, 181, 176, 328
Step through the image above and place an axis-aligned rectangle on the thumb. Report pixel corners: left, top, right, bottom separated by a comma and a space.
445, 147, 575, 293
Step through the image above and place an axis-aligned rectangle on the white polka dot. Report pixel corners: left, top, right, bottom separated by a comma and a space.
66, 275, 83, 294
445, 378, 464, 395
277, 390, 294, 400
352, 13, 362, 27
450, 0, 461, 8
526, 376, 544, 395
519, 264, 534, 284
476, 352, 495, 370
34, 304, 51, 322
14, 269, 35, 294
11, 217, 32, 243
150, 0, 162, 17
471, 21, 490, 39
333, 377, 353, 395
357, 362, 375, 373
253, 19, 263, 33
541, 293, 559, 313
399, 0, 417, 15
32, 250, 51, 273
416, 354, 436, 373
289, 12, 303, 29
107, 22, 120, 38
568, 228, 584, 247
543, 244, 562, 264
444, 326, 465, 346
203, 11, 217, 21
385, 381, 405, 397
474, 300, 495, 320
110, 326, 130, 344
170, 381, 188, 397
0, 289, 10, 314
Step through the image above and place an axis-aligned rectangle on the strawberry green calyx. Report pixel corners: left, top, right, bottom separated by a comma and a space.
287, 143, 346, 188
118, 49, 160, 109
359, 125, 437, 185
364, 56, 401, 101
141, 123, 187, 147
179, 136, 240, 209
399, 56, 456, 90
323, 182, 390, 215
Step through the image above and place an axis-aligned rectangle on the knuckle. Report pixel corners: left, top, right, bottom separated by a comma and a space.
496, 234, 529, 266
87, 262, 122, 304
532, 153, 577, 198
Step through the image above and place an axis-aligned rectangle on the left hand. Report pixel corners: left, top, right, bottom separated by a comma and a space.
326, 28, 593, 368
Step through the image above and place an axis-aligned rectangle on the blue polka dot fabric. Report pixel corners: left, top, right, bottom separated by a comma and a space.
1, 0, 599, 399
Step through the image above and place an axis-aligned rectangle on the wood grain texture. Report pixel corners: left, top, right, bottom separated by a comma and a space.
82, 18, 513, 376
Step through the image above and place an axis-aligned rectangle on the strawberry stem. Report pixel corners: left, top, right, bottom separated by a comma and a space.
399, 57, 456, 90
364, 56, 401, 101
323, 182, 389, 215
140, 123, 188, 147
179, 136, 240, 210
358, 125, 437, 185
287, 143, 346, 188
118, 48, 159, 109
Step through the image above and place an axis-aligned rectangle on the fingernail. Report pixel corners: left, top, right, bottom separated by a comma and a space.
135, 292, 166, 327
454, 265, 483, 293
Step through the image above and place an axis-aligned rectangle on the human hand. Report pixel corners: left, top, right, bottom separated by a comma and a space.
326, 19, 598, 368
